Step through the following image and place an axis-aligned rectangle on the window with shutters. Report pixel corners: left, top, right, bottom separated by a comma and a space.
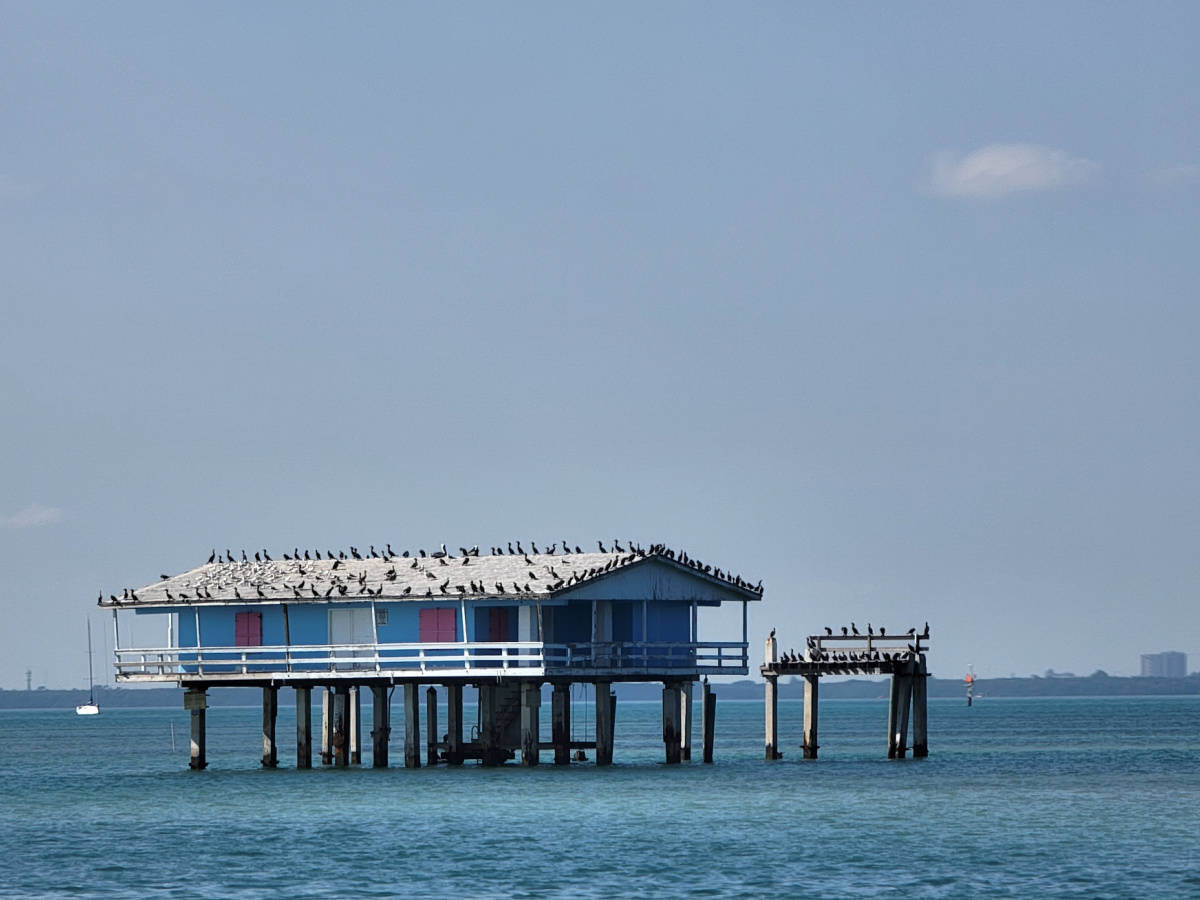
419, 608, 457, 643
234, 612, 262, 647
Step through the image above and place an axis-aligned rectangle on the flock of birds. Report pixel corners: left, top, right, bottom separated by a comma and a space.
769, 622, 931, 671
100, 540, 765, 605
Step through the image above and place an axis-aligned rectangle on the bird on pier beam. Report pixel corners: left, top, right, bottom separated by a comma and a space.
769, 628, 776, 639
851, 622, 860, 635
841, 626, 848, 636
921, 622, 930, 639
824, 626, 833, 636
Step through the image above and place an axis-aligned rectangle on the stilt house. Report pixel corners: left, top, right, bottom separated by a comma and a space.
100, 542, 762, 767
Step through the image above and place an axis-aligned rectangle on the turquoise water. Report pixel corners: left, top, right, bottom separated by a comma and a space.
1, 696, 1197, 898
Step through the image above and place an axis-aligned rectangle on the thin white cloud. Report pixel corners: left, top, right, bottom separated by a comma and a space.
0, 503, 65, 529
1150, 162, 1200, 187
930, 144, 1100, 199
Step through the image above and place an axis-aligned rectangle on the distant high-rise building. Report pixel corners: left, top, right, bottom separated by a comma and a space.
1139, 651, 1187, 678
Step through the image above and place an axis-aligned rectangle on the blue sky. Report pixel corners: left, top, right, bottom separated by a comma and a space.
2, 3, 1197, 687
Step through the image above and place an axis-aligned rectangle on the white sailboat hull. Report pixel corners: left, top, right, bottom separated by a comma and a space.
76, 704, 99, 716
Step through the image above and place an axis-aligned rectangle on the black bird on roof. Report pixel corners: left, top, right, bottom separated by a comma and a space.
574, 545, 582, 554
283, 553, 292, 560
254, 552, 261, 563
292, 586, 301, 598
402, 586, 411, 596
614, 540, 624, 552
263, 550, 272, 561
769, 627, 775, 639
351, 547, 362, 560
241, 550, 247, 562
313, 550, 322, 560
256, 586, 266, 599
419, 549, 426, 557
530, 541, 539, 554
432, 543, 447, 559
410, 559, 418, 569
495, 582, 505, 593
309, 585, 319, 597
303, 550, 310, 560
598, 541, 606, 552
461, 556, 470, 565
370, 546, 379, 559
208, 549, 216, 564
438, 557, 448, 566
226, 549, 234, 563
402, 550, 409, 558
234, 587, 243, 599
338, 584, 348, 596
332, 559, 341, 570
455, 584, 465, 594
425, 588, 432, 597
387, 544, 395, 558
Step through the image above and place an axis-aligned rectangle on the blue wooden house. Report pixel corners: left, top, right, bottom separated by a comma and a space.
101, 541, 762, 769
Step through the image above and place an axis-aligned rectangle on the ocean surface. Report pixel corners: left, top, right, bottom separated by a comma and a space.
1, 695, 1197, 898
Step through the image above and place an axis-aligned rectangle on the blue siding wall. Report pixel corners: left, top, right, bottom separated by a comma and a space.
646, 601, 690, 643
547, 603, 590, 643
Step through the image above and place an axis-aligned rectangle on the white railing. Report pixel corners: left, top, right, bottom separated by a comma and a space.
113, 640, 749, 679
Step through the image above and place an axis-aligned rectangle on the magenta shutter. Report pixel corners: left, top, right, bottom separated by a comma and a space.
235, 612, 262, 647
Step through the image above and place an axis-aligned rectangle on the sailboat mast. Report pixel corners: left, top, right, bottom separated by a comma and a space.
86, 619, 95, 701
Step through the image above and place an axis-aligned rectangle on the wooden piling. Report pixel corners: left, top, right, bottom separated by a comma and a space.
764, 674, 780, 760
349, 685, 361, 765
662, 682, 682, 764
333, 686, 349, 767
320, 687, 333, 765
371, 685, 389, 768
404, 683, 421, 768
295, 686, 312, 769
701, 681, 716, 764
446, 683, 463, 765
261, 685, 278, 768
888, 664, 914, 759
911, 655, 929, 758
802, 674, 819, 759
551, 683, 571, 765
595, 681, 614, 766
426, 686, 438, 766
521, 682, 541, 766
680, 681, 693, 761
185, 687, 207, 770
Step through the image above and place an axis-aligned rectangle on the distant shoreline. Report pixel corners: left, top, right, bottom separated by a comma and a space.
4, 672, 1197, 709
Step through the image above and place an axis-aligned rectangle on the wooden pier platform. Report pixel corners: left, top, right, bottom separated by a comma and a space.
761, 629, 931, 760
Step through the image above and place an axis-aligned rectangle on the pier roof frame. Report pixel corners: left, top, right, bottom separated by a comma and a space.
100, 545, 764, 610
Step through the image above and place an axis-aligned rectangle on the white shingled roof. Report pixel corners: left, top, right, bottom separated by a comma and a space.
100, 544, 763, 607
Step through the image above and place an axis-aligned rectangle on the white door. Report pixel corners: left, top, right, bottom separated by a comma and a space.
330, 608, 375, 670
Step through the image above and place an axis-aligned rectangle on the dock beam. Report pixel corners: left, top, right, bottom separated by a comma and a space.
426, 687, 439, 766
662, 681, 682, 764
186, 687, 207, 770
888, 661, 915, 759
521, 681, 541, 766
680, 681, 693, 761
802, 674, 819, 759
912, 655, 929, 757
333, 686, 349, 766
764, 674, 780, 760
701, 681, 716, 763
446, 683, 463, 765
321, 687, 333, 765
261, 685, 278, 768
404, 683, 421, 768
371, 685, 389, 768
295, 686, 312, 769
595, 681, 614, 766
349, 686, 361, 765
551, 683, 571, 765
